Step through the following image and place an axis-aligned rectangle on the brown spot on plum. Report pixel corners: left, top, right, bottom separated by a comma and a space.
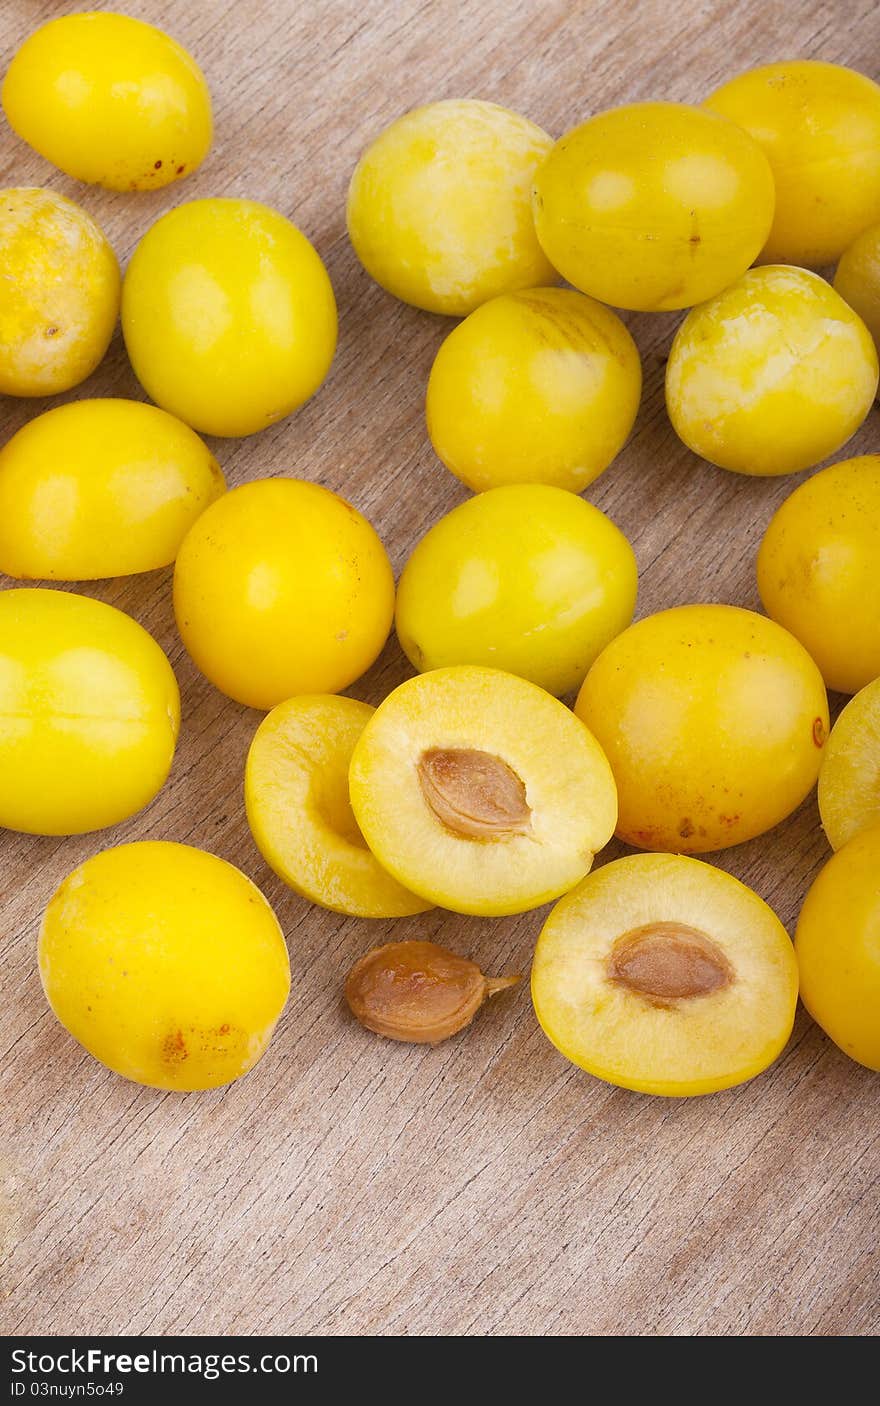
813, 717, 826, 747
162, 1029, 188, 1063
631, 827, 662, 846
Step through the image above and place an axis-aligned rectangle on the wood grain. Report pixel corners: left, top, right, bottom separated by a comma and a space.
1, 0, 879, 1338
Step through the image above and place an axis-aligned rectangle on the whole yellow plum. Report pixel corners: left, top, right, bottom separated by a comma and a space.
122, 199, 337, 437
796, 826, 880, 1071
426, 288, 641, 493
174, 478, 394, 709
0, 188, 119, 397
834, 222, 880, 359
347, 99, 556, 315
395, 485, 637, 695
0, 589, 179, 836
0, 400, 225, 580
576, 604, 829, 853
2, 12, 212, 190
706, 61, 880, 266
532, 102, 774, 311
666, 266, 878, 475
39, 842, 290, 1090
757, 455, 880, 694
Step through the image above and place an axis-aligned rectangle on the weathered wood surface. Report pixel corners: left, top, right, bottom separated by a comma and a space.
1, 0, 879, 1338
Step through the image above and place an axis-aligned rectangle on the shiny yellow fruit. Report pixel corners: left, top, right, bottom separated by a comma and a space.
246, 695, 432, 918
174, 478, 394, 710
349, 665, 617, 917
576, 604, 829, 853
834, 222, 880, 357
0, 589, 179, 836
0, 399, 224, 580
531, 101, 774, 312
666, 266, 878, 475
533, 853, 798, 1096
706, 61, 880, 266
39, 842, 290, 1090
817, 679, 880, 851
757, 455, 880, 694
425, 288, 641, 493
396, 485, 637, 696
0, 188, 119, 397
122, 199, 337, 437
347, 99, 555, 315
795, 826, 880, 1071
2, 12, 211, 191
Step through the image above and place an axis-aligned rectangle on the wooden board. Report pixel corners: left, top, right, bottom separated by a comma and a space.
1, 0, 879, 1339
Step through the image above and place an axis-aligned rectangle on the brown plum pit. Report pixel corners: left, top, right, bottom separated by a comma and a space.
345, 939, 520, 1043
608, 921, 733, 1003
417, 747, 531, 841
